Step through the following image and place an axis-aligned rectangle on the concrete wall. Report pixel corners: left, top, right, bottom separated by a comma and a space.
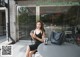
0, 12, 2, 35
9, 0, 17, 42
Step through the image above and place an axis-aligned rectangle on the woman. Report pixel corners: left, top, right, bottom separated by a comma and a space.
26, 20, 45, 57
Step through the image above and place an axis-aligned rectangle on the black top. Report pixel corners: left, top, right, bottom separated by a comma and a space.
35, 32, 43, 44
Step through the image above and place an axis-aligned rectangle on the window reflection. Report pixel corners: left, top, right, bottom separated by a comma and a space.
18, 7, 36, 40
40, 6, 80, 30
40, 6, 80, 37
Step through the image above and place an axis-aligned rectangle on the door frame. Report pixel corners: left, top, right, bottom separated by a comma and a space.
0, 7, 8, 41
16, 6, 37, 40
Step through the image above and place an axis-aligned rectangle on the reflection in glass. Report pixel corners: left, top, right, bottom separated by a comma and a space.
18, 7, 36, 40
40, 6, 80, 38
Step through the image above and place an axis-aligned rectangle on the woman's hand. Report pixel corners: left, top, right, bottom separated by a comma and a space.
30, 33, 36, 40
32, 34, 37, 39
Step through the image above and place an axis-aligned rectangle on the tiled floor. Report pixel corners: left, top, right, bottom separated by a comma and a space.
11, 40, 33, 57
0, 40, 30, 57
0, 40, 80, 57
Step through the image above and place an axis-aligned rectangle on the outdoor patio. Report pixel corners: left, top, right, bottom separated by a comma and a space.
0, 36, 6, 43
0, 40, 80, 57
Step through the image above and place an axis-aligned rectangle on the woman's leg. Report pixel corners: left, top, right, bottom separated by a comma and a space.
29, 50, 36, 57
26, 46, 30, 57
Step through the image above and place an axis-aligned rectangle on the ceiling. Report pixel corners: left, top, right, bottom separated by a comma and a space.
15, 0, 80, 6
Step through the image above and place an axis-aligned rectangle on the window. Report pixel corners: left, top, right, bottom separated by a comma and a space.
18, 7, 36, 40
40, 6, 80, 34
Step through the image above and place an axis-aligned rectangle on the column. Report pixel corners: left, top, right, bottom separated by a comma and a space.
36, 6, 40, 22
9, 0, 17, 42
5, 7, 8, 41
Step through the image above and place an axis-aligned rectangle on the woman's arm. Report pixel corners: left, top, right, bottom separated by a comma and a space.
35, 32, 46, 43
30, 30, 35, 40
30, 33, 34, 40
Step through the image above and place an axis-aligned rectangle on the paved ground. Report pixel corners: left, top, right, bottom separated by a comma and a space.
0, 40, 80, 57
0, 36, 6, 43
11, 40, 33, 57
0, 40, 36, 57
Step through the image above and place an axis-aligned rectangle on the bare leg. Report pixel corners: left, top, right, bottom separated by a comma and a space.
26, 46, 30, 57
29, 50, 36, 57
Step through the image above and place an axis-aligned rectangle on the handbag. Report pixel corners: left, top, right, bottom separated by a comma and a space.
50, 31, 64, 45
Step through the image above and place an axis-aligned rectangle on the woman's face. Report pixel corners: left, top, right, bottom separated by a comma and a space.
36, 22, 41, 29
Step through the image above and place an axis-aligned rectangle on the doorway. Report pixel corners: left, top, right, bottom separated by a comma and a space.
0, 10, 6, 43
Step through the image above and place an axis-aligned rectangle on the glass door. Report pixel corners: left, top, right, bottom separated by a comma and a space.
40, 6, 80, 38
17, 6, 36, 40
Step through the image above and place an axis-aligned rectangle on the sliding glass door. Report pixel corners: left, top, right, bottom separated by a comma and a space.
40, 6, 80, 38
18, 6, 36, 40
17, 5, 80, 40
